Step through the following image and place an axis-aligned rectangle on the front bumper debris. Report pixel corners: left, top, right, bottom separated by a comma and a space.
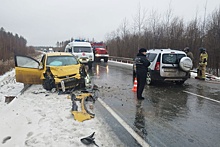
56, 77, 80, 91
70, 90, 98, 122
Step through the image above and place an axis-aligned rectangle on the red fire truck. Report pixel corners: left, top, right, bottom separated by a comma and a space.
91, 42, 109, 62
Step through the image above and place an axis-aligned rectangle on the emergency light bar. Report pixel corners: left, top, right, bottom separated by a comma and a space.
74, 39, 87, 42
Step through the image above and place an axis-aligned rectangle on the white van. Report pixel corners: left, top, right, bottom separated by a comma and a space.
64, 40, 94, 69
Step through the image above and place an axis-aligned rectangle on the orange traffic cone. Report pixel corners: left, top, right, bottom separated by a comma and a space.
132, 78, 137, 92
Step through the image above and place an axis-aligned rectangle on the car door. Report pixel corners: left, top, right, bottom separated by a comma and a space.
160, 53, 186, 77
14, 55, 43, 84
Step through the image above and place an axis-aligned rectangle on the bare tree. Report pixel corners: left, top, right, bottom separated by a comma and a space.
132, 3, 147, 50
201, 0, 208, 46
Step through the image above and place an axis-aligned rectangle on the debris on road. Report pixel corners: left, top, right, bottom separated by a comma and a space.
2, 136, 11, 144
70, 86, 99, 122
81, 132, 99, 147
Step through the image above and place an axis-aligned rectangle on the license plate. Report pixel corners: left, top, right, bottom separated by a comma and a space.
163, 68, 176, 72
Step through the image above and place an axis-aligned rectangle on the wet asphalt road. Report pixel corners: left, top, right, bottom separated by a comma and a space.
89, 61, 220, 147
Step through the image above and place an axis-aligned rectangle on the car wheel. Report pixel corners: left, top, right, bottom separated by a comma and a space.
146, 72, 153, 85
43, 78, 55, 90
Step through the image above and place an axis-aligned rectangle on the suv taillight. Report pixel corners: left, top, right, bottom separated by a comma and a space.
155, 62, 160, 70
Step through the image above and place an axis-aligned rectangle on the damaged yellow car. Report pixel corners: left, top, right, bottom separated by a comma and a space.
14, 52, 88, 91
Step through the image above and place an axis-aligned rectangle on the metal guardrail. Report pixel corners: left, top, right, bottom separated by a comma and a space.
109, 56, 134, 64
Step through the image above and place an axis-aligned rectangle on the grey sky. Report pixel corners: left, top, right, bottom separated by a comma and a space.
1, 0, 219, 46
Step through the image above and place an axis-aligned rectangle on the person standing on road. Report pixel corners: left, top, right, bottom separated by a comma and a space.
183, 47, 194, 78
135, 48, 150, 100
195, 47, 208, 80
183, 47, 194, 64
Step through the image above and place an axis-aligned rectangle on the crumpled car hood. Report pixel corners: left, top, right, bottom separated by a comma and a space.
49, 64, 80, 77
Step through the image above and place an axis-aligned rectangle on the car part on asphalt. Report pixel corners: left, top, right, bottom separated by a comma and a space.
2, 136, 11, 144
70, 90, 97, 122
4, 96, 16, 104
81, 132, 99, 147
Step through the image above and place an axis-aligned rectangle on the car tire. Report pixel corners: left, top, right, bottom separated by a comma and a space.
179, 57, 193, 72
43, 78, 55, 91
146, 71, 153, 85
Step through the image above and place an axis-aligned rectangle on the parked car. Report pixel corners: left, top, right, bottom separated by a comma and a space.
14, 52, 88, 91
133, 49, 193, 85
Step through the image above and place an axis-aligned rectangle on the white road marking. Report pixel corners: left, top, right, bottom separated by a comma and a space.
98, 98, 150, 147
183, 90, 220, 103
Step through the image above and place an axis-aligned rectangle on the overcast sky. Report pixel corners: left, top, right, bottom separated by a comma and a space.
1, 0, 219, 46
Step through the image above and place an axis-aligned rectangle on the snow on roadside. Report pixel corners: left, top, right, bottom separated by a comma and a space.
0, 69, 123, 147
0, 69, 23, 111
109, 60, 220, 82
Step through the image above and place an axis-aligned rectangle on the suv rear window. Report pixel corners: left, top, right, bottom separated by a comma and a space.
162, 54, 186, 64
146, 53, 157, 62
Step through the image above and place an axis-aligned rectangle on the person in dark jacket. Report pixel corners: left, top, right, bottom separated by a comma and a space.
135, 48, 150, 100
183, 47, 194, 62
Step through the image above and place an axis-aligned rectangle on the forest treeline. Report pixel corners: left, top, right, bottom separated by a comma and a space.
104, 8, 220, 76
55, 8, 220, 76
1, 8, 219, 76
0, 27, 36, 75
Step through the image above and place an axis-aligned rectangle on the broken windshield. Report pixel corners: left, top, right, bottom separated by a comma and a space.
47, 56, 78, 66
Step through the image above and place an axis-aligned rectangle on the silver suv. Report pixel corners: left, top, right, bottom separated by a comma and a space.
133, 49, 193, 85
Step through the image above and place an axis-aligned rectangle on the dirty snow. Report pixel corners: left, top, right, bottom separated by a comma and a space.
0, 69, 24, 111
0, 69, 123, 147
